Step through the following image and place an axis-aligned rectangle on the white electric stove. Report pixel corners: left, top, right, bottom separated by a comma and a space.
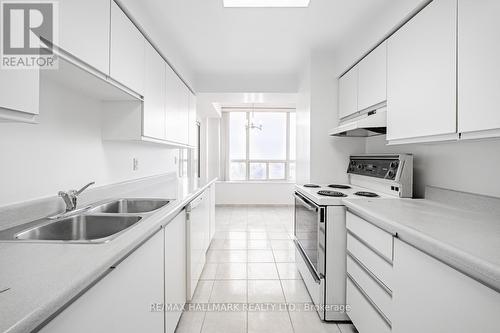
293, 154, 413, 322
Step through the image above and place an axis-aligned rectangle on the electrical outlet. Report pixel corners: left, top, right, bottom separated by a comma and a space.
133, 157, 139, 171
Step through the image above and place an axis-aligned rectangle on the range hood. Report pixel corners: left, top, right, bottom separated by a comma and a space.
330, 108, 387, 137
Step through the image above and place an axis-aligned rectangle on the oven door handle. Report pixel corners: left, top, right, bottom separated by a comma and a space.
294, 193, 317, 212
294, 240, 323, 283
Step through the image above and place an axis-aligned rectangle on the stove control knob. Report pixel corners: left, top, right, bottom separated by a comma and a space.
387, 170, 395, 178
357, 164, 363, 170
390, 161, 399, 169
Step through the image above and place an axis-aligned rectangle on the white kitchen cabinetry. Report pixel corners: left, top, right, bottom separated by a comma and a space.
346, 212, 394, 333
338, 66, 358, 119
165, 210, 187, 333
458, 0, 500, 139
57, 0, 110, 74
209, 184, 216, 241
186, 190, 210, 300
386, 0, 457, 144
392, 239, 500, 333
0, 69, 39, 122
358, 42, 387, 112
110, 1, 145, 95
143, 43, 166, 140
188, 91, 198, 147
165, 66, 189, 145
40, 231, 164, 333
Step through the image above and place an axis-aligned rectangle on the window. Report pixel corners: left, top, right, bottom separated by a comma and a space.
226, 109, 296, 181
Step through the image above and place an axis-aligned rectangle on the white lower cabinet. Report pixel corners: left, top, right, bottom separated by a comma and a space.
346, 212, 394, 333
209, 184, 216, 241
392, 239, 500, 333
186, 190, 210, 300
165, 210, 187, 333
40, 230, 164, 333
347, 278, 391, 333
347, 212, 500, 333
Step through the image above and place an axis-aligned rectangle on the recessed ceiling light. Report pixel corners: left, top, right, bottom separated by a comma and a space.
223, 0, 310, 8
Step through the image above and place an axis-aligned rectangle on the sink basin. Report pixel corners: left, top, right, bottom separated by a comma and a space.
89, 199, 169, 214
15, 215, 142, 242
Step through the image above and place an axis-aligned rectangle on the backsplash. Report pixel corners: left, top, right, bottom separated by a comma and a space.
365, 135, 500, 198
0, 77, 179, 206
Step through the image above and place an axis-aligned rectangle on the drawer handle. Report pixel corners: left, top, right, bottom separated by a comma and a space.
347, 251, 392, 296
347, 274, 392, 329
347, 230, 393, 264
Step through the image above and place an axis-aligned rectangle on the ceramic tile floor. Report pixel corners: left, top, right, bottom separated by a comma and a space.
176, 205, 357, 333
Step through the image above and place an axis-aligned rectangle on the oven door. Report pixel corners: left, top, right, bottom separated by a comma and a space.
294, 192, 326, 283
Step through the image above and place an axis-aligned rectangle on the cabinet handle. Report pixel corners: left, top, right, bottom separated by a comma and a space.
347, 274, 392, 328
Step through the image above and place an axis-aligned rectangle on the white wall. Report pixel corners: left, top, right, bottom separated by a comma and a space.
0, 78, 178, 206
215, 182, 294, 205
296, 51, 365, 185
366, 136, 500, 198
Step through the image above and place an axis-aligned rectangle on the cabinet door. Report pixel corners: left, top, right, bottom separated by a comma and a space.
0, 69, 39, 118
58, 0, 110, 74
188, 91, 197, 147
209, 184, 216, 241
338, 67, 358, 119
110, 1, 145, 95
165, 210, 187, 333
165, 65, 189, 144
40, 231, 164, 333
178, 84, 190, 145
387, 0, 457, 142
143, 43, 166, 139
358, 42, 387, 111
458, 0, 500, 135
392, 239, 500, 333
186, 192, 210, 300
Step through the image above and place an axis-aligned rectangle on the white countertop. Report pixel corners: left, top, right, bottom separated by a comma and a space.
343, 196, 500, 292
0, 176, 217, 333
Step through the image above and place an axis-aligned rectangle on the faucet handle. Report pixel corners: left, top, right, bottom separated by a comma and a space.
75, 181, 95, 196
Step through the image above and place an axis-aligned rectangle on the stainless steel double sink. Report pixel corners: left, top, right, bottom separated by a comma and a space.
0, 199, 170, 244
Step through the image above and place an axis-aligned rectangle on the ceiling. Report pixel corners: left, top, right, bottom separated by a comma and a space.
132, 0, 420, 89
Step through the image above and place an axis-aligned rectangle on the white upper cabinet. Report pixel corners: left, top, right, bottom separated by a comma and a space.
338, 66, 358, 119
165, 65, 189, 145
458, 0, 500, 138
110, 1, 145, 95
0, 69, 39, 121
386, 0, 457, 143
188, 91, 198, 147
143, 43, 166, 140
57, 0, 110, 74
358, 42, 387, 112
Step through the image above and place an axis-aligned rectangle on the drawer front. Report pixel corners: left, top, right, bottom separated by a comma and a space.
347, 278, 391, 333
347, 254, 392, 320
347, 233, 393, 290
346, 212, 393, 261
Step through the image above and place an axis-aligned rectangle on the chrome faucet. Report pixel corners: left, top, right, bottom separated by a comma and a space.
58, 182, 95, 212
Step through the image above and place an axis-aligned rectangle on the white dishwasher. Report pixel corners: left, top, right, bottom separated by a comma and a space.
186, 190, 210, 301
